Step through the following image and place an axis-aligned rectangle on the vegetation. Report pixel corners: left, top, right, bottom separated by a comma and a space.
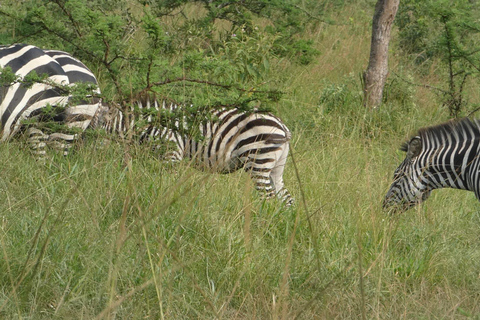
1, 0, 480, 319
396, 0, 480, 116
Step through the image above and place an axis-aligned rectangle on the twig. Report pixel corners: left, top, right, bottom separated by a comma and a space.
51, 0, 83, 38
466, 105, 480, 117
148, 77, 282, 96
391, 71, 449, 94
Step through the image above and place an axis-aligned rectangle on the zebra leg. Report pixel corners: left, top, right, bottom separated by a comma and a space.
153, 128, 184, 164
244, 153, 280, 200
244, 145, 293, 206
27, 127, 48, 161
162, 149, 183, 163
269, 143, 294, 206
248, 165, 277, 199
47, 132, 77, 156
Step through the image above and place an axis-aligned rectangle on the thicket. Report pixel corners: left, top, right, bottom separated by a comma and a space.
395, 0, 480, 117
0, 0, 330, 112
2, 0, 480, 118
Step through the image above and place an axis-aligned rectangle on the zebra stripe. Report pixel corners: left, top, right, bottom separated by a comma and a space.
383, 118, 480, 212
0, 44, 100, 157
44, 50, 98, 85
43, 49, 101, 132
92, 99, 294, 205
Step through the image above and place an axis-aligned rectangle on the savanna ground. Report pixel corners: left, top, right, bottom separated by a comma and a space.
2, 3, 480, 320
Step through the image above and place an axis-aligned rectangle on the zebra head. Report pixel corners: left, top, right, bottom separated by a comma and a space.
91, 104, 110, 129
91, 103, 125, 132
383, 136, 432, 212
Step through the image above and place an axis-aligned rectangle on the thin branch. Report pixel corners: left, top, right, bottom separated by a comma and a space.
50, 0, 83, 38
391, 72, 449, 94
216, 1, 237, 10
462, 55, 480, 73
293, 4, 330, 23
19, 17, 100, 65
467, 105, 480, 117
149, 77, 281, 95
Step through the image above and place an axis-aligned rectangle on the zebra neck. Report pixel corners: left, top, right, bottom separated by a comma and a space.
106, 104, 167, 139
460, 140, 480, 192
424, 140, 480, 191
107, 108, 130, 135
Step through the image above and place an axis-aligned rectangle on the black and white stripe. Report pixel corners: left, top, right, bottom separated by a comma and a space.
0, 43, 100, 157
92, 98, 294, 205
383, 118, 480, 212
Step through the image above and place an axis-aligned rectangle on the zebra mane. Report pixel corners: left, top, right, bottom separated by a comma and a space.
401, 118, 480, 151
135, 93, 180, 110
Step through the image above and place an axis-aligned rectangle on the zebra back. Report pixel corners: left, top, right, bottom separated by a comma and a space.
92, 98, 294, 205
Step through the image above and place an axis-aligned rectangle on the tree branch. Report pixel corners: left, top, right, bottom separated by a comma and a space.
50, 0, 83, 38
391, 71, 449, 95
148, 77, 280, 95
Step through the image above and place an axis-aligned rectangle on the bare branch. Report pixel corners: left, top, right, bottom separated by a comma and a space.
391, 71, 449, 95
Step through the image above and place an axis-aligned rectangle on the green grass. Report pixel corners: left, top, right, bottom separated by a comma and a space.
2, 4, 480, 320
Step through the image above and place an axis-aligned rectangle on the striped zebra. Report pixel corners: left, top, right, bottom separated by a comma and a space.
91, 98, 294, 206
383, 118, 480, 212
0, 43, 100, 158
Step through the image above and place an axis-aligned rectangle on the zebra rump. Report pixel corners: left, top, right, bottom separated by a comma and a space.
92, 98, 294, 205
0, 43, 100, 157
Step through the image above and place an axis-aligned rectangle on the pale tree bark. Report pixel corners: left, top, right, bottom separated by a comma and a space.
363, 0, 400, 110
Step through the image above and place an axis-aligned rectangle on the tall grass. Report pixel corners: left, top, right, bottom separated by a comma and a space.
2, 3, 480, 319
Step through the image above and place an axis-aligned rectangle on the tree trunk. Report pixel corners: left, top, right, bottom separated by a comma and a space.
363, 0, 400, 110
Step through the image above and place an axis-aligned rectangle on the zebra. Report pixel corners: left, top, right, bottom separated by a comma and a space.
0, 43, 101, 158
383, 118, 480, 212
91, 98, 294, 206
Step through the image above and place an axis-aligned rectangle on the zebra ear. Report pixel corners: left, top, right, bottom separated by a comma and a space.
406, 137, 422, 159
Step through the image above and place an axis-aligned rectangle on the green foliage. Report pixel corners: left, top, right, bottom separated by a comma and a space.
21, 70, 50, 88
149, 0, 325, 50
21, 103, 84, 136
0, 67, 52, 90
318, 74, 363, 115
383, 69, 417, 111
396, 0, 478, 60
279, 38, 320, 65
219, 27, 279, 83
396, 0, 480, 116
0, 66, 18, 86
0, 0, 321, 114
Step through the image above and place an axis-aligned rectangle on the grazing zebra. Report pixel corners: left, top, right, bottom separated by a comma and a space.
91, 98, 294, 206
0, 43, 100, 158
383, 118, 480, 212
